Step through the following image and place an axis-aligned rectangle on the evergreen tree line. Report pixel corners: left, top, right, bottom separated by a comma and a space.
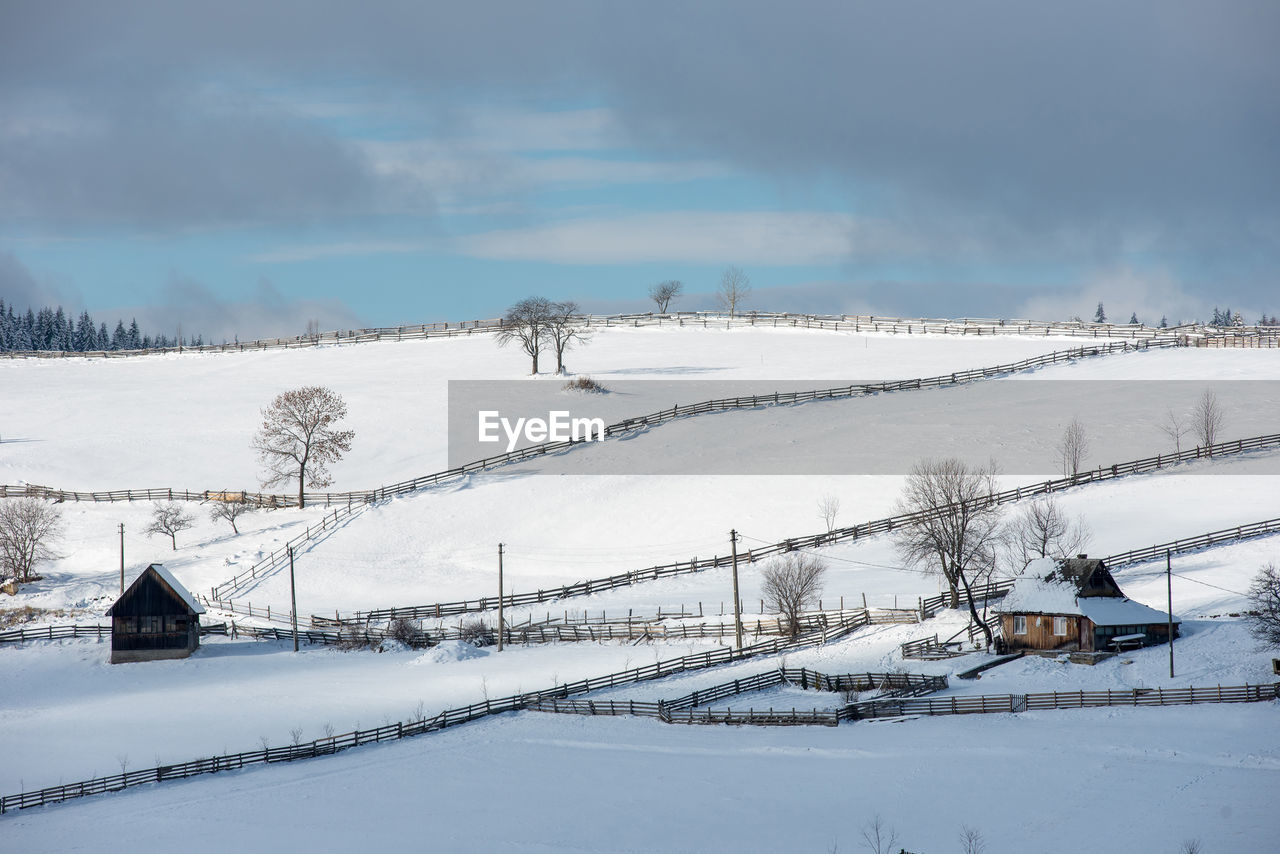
1087, 301, 1277, 328
0, 300, 206, 352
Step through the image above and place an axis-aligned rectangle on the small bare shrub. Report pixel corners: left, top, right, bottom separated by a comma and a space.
460, 618, 496, 647
562, 375, 607, 393
388, 616, 426, 648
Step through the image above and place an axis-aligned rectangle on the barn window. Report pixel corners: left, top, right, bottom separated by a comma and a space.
1014, 615, 1027, 635
1053, 617, 1067, 636
139, 616, 162, 634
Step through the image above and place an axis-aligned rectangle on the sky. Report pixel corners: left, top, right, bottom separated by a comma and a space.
1, 1, 1277, 341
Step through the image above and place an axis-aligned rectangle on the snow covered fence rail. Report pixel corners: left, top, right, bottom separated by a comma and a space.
0, 623, 111, 644
531, 667, 949, 727
1103, 517, 1280, 568
0, 621, 362, 648
845, 683, 1280, 721
0, 619, 862, 815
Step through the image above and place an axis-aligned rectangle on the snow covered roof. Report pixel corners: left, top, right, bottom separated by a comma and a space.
149, 564, 205, 614
997, 557, 1177, 625
107, 563, 205, 616
1078, 596, 1180, 626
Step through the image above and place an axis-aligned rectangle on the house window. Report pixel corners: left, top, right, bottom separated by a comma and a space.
139, 616, 162, 633
1054, 617, 1067, 637
1014, 615, 1027, 635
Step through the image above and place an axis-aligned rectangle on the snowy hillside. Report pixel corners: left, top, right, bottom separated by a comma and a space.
2, 323, 1277, 851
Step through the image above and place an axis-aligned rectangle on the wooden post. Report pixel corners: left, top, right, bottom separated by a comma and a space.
1166, 550, 1174, 678
729, 530, 743, 650
288, 546, 299, 653
497, 543, 505, 652
119, 523, 125, 593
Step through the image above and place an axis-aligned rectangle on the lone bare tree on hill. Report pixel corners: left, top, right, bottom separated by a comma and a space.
1159, 408, 1189, 454
818, 493, 840, 533
893, 457, 1003, 647
648, 280, 683, 313
210, 499, 254, 535
252, 386, 355, 509
1192, 388, 1224, 454
146, 502, 194, 550
545, 300, 592, 374
1057, 416, 1089, 478
496, 296, 553, 374
716, 266, 751, 316
761, 552, 827, 638
0, 498, 63, 582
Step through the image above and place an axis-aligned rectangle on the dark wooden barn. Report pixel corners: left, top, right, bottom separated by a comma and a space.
106, 563, 205, 663
997, 555, 1180, 653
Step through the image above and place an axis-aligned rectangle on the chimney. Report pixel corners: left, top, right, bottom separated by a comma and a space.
1076, 554, 1088, 559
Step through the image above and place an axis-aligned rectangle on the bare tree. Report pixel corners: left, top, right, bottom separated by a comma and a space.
495, 296, 553, 374
1057, 416, 1089, 478
1192, 388, 1224, 454
818, 493, 841, 533
648, 280, 683, 313
252, 386, 355, 509
959, 825, 987, 854
857, 814, 899, 854
1159, 408, 1189, 454
716, 266, 751, 316
761, 553, 827, 638
893, 458, 1003, 646
1002, 497, 1091, 573
1180, 840, 1203, 854
1246, 562, 1280, 647
304, 319, 320, 343
209, 499, 254, 535
146, 502, 195, 550
0, 498, 63, 582
545, 300, 592, 374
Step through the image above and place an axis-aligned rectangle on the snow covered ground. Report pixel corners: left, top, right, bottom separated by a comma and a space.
3, 324, 1277, 848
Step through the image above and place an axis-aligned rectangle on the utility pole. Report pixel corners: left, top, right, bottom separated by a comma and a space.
288, 545, 299, 653
1166, 550, 1174, 678
118, 523, 125, 593
497, 543, 505, 652
729, 530, 743, 651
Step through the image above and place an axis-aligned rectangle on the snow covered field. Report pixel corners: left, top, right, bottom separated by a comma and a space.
3, 324, 1277, 849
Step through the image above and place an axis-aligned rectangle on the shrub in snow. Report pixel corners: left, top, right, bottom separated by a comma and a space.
562, 375, 607, 393
388, 617, 427, 648
459, 618, 496, 647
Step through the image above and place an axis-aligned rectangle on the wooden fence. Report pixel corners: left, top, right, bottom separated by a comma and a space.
1, 606, 906, 650
846, 682, 1280, 721
1, 338, 1171, 514
530, 666, 949, 727
0, 618, 863, 815
207, 505, 364, 602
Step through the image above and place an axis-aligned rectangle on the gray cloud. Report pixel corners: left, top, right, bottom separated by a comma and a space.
110, 275, 366, 343
0, 249, 76, 308
2, 1, 1276, 273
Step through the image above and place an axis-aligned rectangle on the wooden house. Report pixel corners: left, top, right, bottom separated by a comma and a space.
997, 555, 1179, 653
106, 563, 205, 663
